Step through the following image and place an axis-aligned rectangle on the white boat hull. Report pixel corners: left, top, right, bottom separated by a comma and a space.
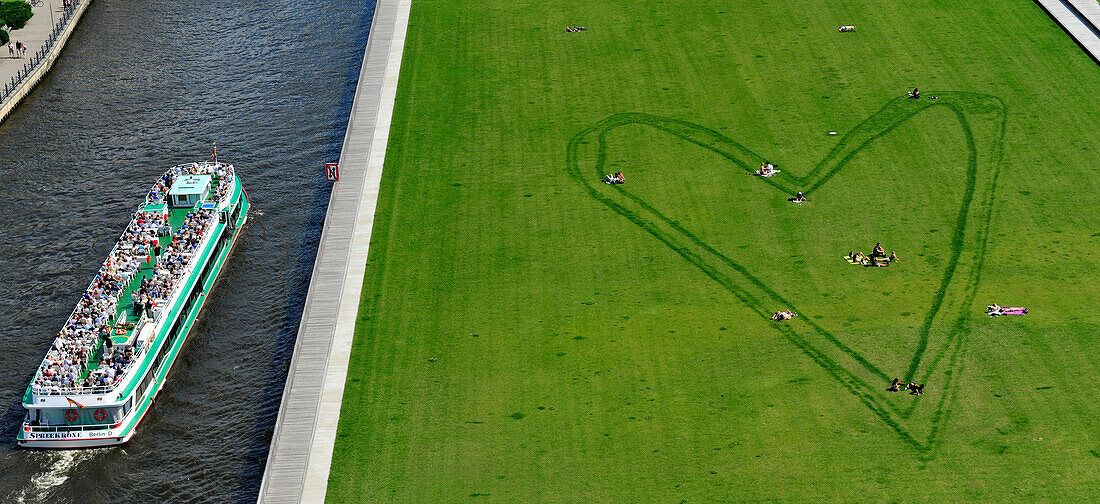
18, 426, 135, 449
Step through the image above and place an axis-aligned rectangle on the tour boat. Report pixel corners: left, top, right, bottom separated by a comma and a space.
17, 162, 248, 448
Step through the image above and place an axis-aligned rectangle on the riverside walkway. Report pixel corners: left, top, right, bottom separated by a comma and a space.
0, 0, 92, 123
0, 2, 68, 84
1035, 0, 1100, 61
256, 0, 412, 502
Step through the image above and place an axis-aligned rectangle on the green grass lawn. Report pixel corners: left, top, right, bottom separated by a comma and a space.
327, 0, 1100, 501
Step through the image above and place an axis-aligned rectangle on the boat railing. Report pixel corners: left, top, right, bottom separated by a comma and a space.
0, 0, 89, 107
23, 421, 116, 433
31, 314, 154, 397
31, 383, 119, 396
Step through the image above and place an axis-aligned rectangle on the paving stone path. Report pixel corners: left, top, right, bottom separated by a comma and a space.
0, 2, 71, 87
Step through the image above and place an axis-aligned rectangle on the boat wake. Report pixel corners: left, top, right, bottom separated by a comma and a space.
8, 449, 102, 503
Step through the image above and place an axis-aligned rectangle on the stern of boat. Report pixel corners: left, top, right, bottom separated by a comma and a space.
17, 418, 135, 449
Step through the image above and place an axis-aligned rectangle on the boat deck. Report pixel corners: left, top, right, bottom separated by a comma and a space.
81, 190, 216, 376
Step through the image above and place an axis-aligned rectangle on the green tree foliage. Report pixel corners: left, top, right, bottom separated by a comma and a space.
0, 1, 33, 31
0, 28, 8, 45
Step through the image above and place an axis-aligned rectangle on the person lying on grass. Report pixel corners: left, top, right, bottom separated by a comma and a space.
770, 309, 795, 321
987, 304, 1028, 316
788, 191, 806, 203
602, 172, 625, 184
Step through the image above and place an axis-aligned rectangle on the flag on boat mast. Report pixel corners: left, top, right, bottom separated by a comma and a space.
66, 396, 85, 409
212, 142, 218, 164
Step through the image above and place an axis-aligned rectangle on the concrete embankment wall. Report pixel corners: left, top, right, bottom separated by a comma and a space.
1033, 0, 1100, 62
0, 0, 94, 125
257, 0, 413, 502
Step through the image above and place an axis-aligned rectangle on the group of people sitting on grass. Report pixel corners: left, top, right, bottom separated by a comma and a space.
755, 162, 779, 177
838, 25, 856, 32
848, 243, 898, 267
602, 172, 625, 184
889, 378, 925, 395
564, 25, 587, 33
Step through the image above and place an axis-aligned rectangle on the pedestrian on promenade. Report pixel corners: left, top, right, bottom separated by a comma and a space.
18, 41, 26, 58
7, 42, 13, 59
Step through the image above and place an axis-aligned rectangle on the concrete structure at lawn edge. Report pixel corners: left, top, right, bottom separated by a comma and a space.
1033, 0, 1100, 62
0, 0, 94, 124
256, 0, 412, 502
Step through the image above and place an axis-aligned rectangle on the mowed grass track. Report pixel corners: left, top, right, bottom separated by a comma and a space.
327, 0, 1100, 502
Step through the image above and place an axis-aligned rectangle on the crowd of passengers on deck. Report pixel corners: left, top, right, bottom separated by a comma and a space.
34, 212, 168, 392
146, 162, 233, 205
130, 209, 215, 320
33, 164, 232, 394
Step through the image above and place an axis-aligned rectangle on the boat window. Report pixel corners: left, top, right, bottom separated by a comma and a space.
137, 371, 154, 400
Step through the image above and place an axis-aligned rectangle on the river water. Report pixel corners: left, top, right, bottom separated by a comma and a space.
0, 0, 374, 501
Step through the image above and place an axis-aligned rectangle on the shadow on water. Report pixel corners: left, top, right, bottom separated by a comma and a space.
0, 0, 377, 502
234, 2, 377, 502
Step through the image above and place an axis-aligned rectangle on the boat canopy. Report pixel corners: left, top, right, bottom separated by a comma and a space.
168, 174, 212, 208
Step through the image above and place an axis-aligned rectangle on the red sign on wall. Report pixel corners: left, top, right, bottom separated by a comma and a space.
325, 162, 339, 182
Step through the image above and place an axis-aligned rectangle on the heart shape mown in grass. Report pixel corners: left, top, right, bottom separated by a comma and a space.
567, 92, 1006, 457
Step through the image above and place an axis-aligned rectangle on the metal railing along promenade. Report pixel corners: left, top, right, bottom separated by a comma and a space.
0, 1, 86, 103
